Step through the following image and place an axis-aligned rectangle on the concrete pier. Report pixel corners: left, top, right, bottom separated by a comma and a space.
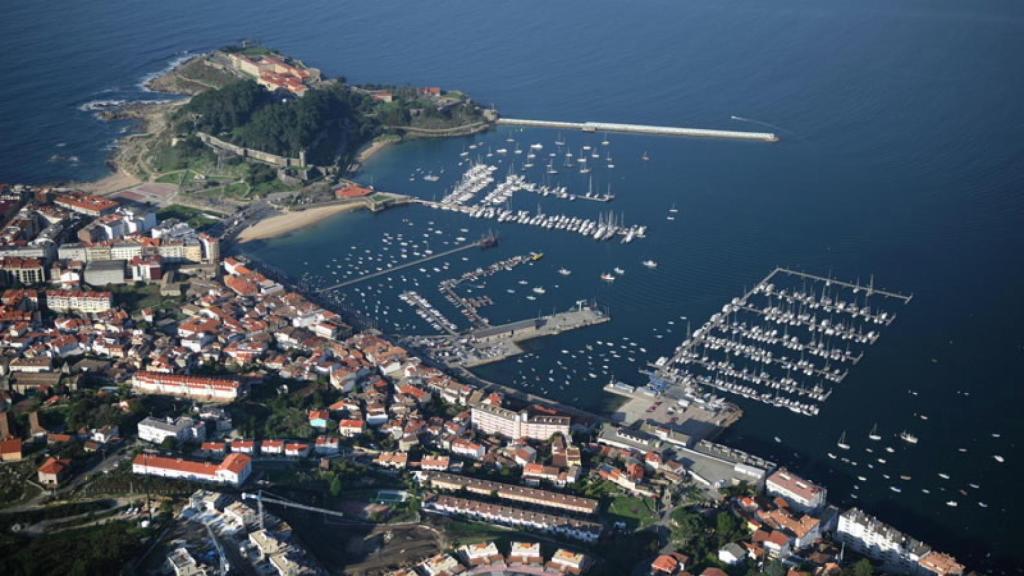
495, 118, 779, 143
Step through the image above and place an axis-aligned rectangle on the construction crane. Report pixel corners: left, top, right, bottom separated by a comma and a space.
242, 490, 368, 530
200, 519, 229, 575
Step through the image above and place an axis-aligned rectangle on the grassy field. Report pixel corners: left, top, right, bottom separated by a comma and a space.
156, 204, 220, 229
442, 518, 536, 547
108, 283, 183, 315
607, 495, 659, 529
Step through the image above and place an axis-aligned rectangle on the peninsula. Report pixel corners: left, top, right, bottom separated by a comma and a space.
86, 43, 495, 241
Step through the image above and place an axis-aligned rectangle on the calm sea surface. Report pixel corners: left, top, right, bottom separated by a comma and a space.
2, 0, 1023, 570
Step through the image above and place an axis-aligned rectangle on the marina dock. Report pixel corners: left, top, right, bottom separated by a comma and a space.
496, 118, 779, 143
645, 267, 912, 416
316, 234, 496, 293
405, 300, 610, 368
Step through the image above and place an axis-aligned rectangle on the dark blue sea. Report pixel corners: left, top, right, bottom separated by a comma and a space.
3, 0, 1023, 571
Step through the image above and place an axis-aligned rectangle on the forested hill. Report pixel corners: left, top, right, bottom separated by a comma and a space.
177, 80, 377, 166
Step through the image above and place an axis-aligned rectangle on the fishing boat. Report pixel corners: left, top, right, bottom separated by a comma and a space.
600, 273, 616, 282
899, 431, 919, 444
868, 424, 882, 441
837, 431, 851, 450
642, 260, 658, 269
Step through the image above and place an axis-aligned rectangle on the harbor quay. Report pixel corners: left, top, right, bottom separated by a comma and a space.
495, 117, 780, 142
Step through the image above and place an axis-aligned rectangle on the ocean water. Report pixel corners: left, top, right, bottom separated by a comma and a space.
2, 0, 1023, 571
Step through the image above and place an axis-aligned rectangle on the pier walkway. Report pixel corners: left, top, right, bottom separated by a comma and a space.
495, 118, 779, 143
316, 238, 489, 293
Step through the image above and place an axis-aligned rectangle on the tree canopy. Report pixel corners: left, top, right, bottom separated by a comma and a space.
179, 80, 377, 165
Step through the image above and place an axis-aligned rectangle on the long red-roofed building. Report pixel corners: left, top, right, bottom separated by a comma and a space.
132, 371, 244, 402
132, 453, 252, 486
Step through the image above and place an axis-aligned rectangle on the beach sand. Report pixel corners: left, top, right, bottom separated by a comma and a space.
77, 169, 142, 195
237, 202, 367, 242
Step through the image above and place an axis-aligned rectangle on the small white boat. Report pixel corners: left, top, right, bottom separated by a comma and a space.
868, 424, 882, 441
558, 268, 572, 276
899, 431, 919, 444
613, 267, 625, 275
600, 273, 616, 282
946, 500, 958, 507
993, 454, 1005, 463
642, 260, 658, 269
532, 286, 546, 295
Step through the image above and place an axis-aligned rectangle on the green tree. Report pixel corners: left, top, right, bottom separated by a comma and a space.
716, 510, 744, 545
844, 559, 873, 576
329, 475, 342, 497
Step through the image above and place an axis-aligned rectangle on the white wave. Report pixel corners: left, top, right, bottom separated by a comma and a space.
78, 99, 126, 112
137, 51, 197, 92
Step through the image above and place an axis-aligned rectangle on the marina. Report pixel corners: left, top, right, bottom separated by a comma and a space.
437, 252, 544, 329
645, 267, 912, 416
419, 161, 646, 243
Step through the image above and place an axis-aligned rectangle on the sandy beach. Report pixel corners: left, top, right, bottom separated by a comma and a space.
237, 202, 367, 242
356, 136, 398, 164
77, 169, 142, 195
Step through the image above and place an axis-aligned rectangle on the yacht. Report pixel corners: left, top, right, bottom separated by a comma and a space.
642, 151, 650, 161
837, 431, 851, 450
868, 424, 882, 441
993, 455, 1005, 463
642, 260, 658, 269
899, 431, 919, 444
532, 286, 546, 295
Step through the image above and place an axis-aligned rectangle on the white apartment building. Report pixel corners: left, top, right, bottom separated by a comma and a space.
470, 403, 570, 441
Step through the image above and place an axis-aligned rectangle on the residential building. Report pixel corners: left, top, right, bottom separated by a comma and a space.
766, 468, 826, 512
45, 289, 112, 313
132, 371, 243, 402
425, 495, 601, 543
0, 438, 23, 462
419, 472, 598, 515
0, 257, 45, 285
547, 548, 589, 575
38, 456, 70, 487
837, 508, 936, 574
470, 403, 570, 441
55, 194, 119, 217
138, 416, 206, 445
